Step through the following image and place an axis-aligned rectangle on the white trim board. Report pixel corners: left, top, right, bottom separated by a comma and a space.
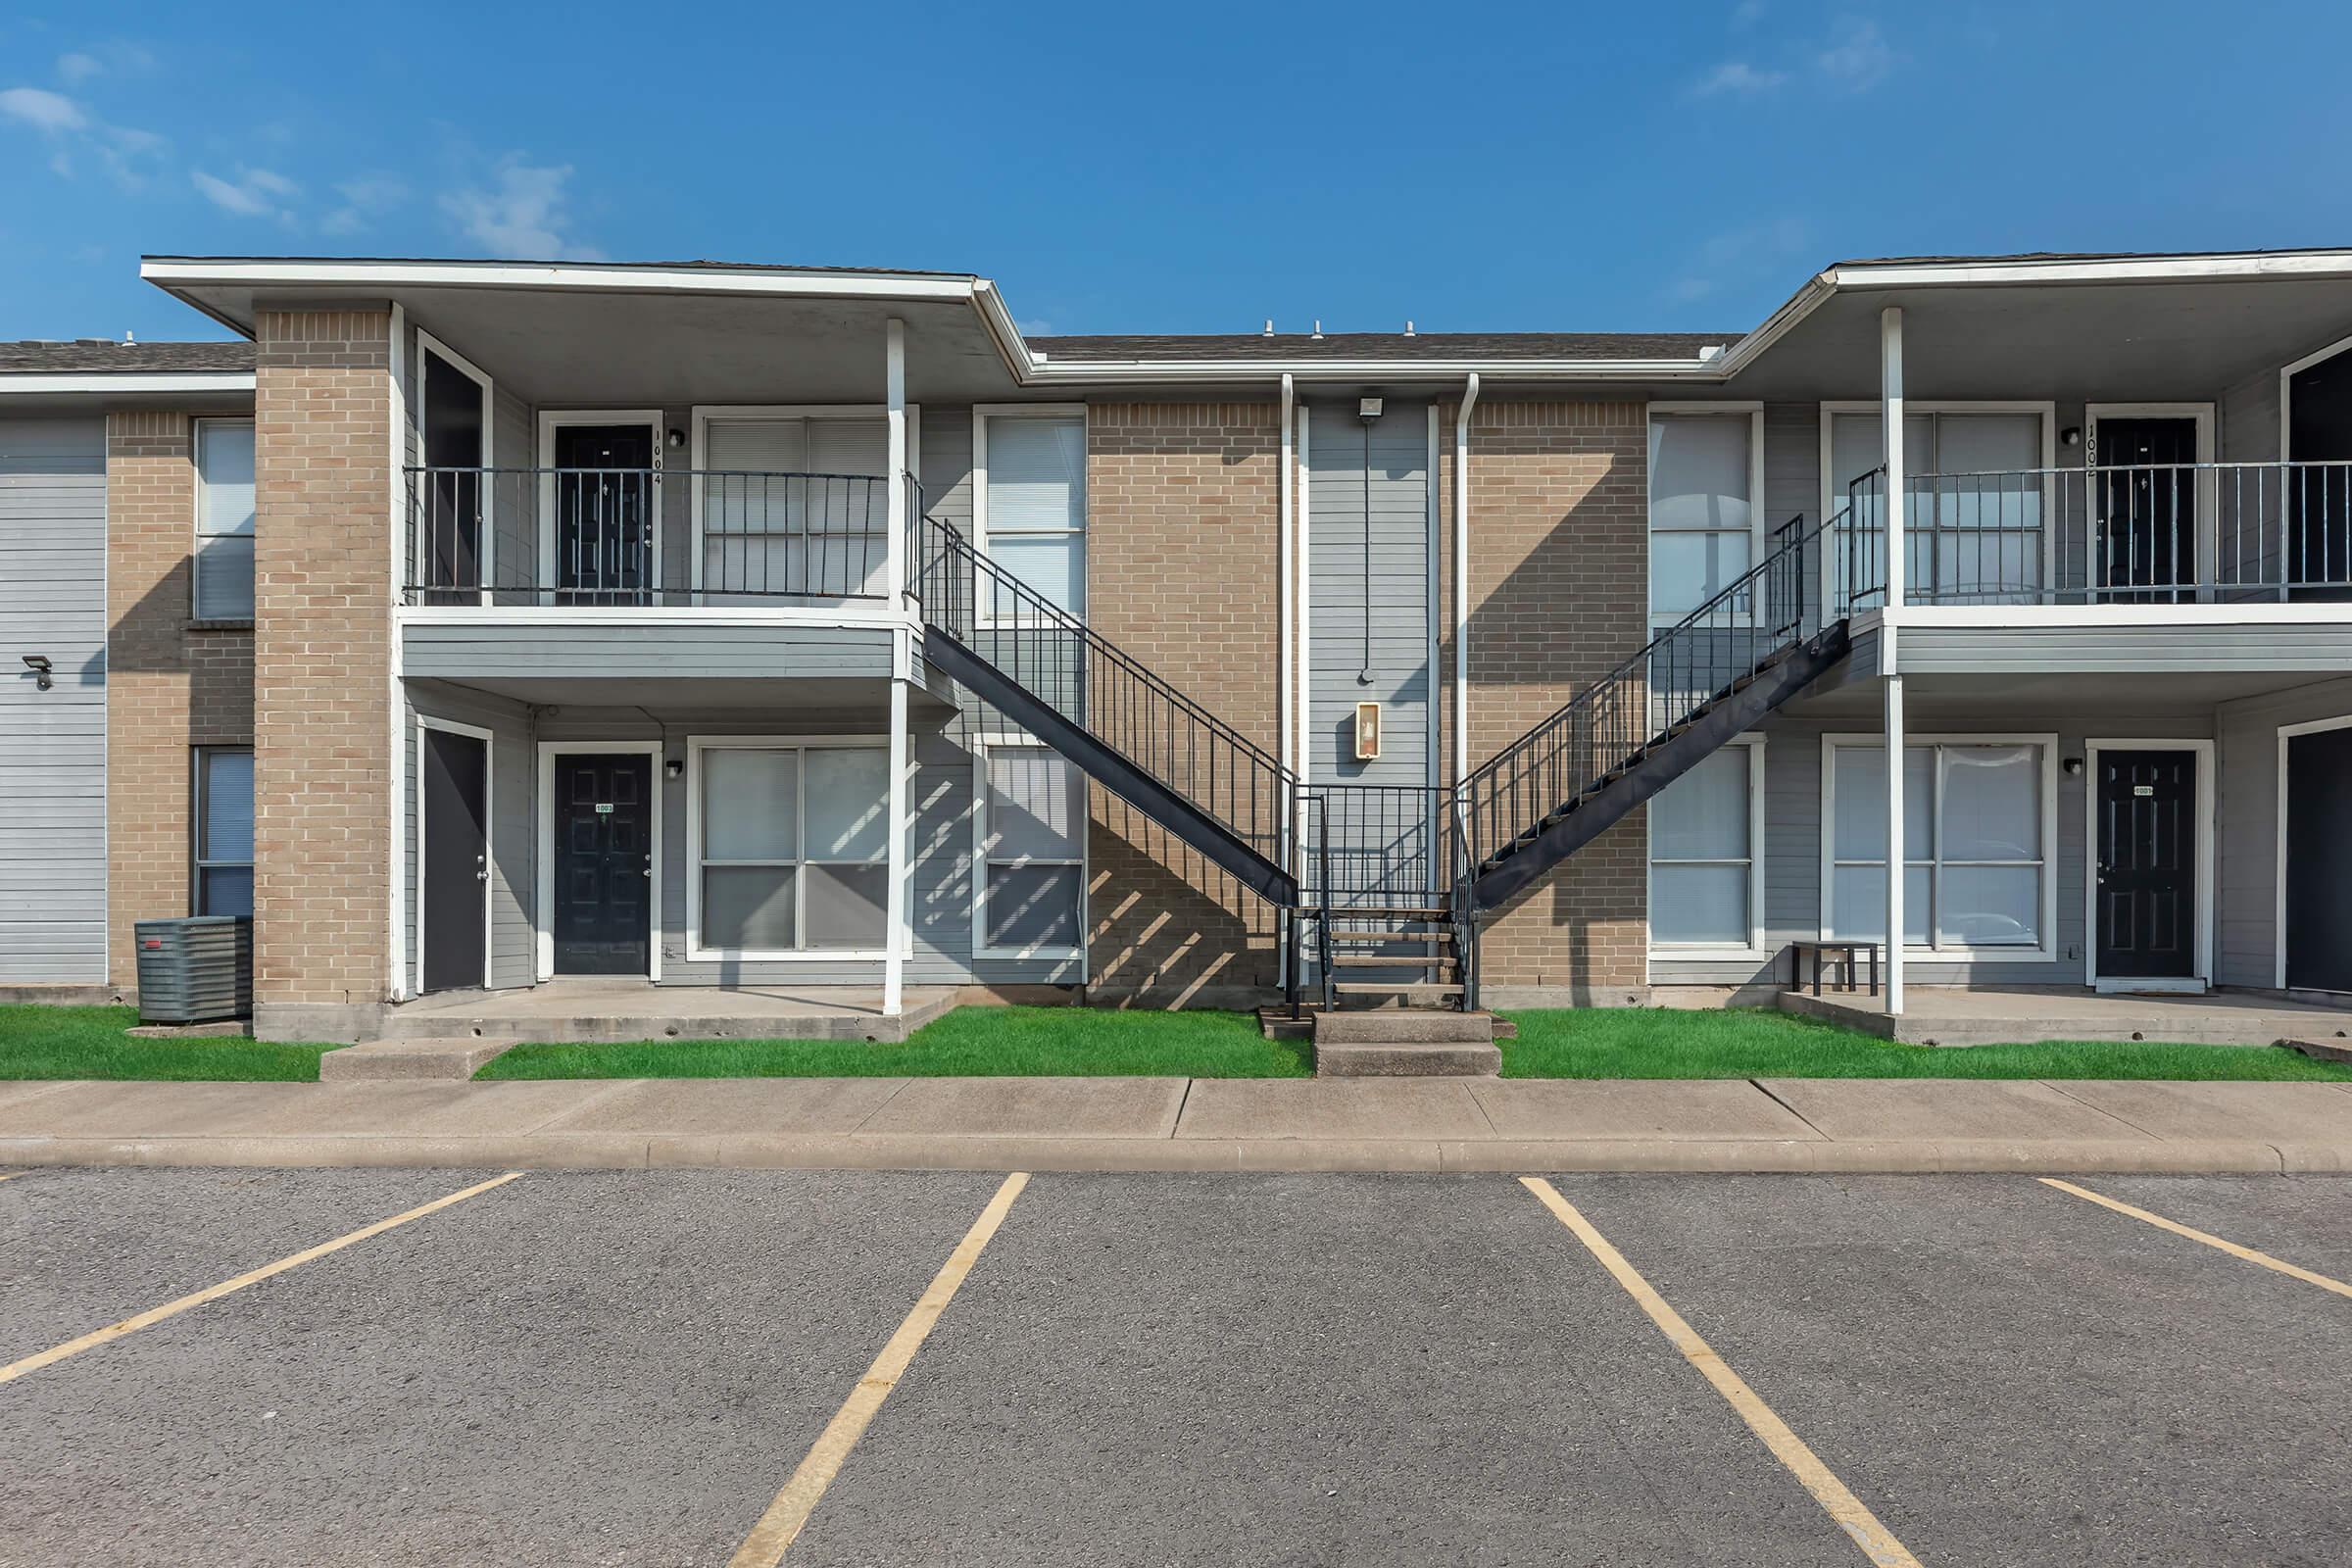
683, 733, 894, 964
533, 740, 664, 982
536, 410, 666, 596
2082, 738, 2215, 992
415, 714, 496, 994
2274, 711, 2352, 990
1644, 733, 1769, 967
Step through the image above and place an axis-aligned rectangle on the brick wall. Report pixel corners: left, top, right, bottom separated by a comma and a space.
252, 308, 395, 1017
1083, 403, 1285, 1002
104, 410, 256, 989
1438, 400, 1651, 997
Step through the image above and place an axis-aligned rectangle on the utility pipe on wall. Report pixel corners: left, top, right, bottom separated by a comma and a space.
1452, 373, 1480, 787
1277, 372, 1295, 990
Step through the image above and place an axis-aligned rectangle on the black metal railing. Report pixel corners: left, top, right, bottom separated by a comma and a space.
1455, 513, 1827, 883
1838, 460, 2352, 611
402, 466, 910, 605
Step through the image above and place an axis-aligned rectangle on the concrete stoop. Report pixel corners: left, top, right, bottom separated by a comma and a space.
1312, 1011, 1502, 1078
318, 1038, 520, 1082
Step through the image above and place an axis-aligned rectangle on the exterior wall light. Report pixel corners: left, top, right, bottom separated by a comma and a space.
664, 758, 685, 780
21, 654, 51, 691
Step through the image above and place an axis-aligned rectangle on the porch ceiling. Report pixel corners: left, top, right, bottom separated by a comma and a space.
1786, 665, 2332, 717
1726, 275, 2352, 401
420, 672, 959, 712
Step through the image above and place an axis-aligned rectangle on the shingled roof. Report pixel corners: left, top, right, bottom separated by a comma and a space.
0, 340, 256, 373
1027, 331, 1734, 363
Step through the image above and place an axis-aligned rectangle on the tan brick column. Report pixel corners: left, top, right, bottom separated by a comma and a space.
1083, 402, 1284, 1004
1439, 400, 1652, 1001
104, 412, 256, 991
251, 308, 396, 1037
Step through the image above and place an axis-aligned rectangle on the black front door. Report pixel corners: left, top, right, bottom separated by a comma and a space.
2286, 356, 2352, 597
554, 755, 654, 975
2094, 749, 2197, 981
553, 423, 656, 604
2094, 417, 2197, 601
2285, 725, 2352, 993
421, 728, 488, 993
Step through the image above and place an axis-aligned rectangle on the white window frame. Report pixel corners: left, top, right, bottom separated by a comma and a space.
972, 403, 1088, 628
688, 404, 920, 598
971, 732, 1089, 962
2274, 713, 2352, 993
1820, 731, 2059, 961
685, 733, 893, 962
191, 416, 257, 622
416, 714, 496, 993
1818, 402, 2058, 609
533, 739, 664, 982
2083, 737, 2214, 993
537, 410, 666, 595
415, 329, 496, 596
191, 744, 254, 916
1644, 734, 1767, 959
1646, 403, 1765, 626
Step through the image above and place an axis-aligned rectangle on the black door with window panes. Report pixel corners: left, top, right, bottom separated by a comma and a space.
2092, 418, 2197, 602
554, 755, 653, 975
553, 424, 656, 605
2094, 750, 2196, 981
420, 346, 486, 603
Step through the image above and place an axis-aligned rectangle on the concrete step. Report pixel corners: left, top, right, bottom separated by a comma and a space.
1317, 1010, 1496, 1044
1332, 982, 1465, 1004
319, 1038, 519, 1082
1313, 1041, 1501, 1078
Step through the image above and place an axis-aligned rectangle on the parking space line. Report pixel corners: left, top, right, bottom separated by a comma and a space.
1520, 1178, 1924, 1568
728, 1172, 1030, 1568
0, 1171, 525, 1386
2038, 1178, 2352, 1299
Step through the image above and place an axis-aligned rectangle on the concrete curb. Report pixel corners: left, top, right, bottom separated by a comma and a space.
0, 1133, 2327, 1175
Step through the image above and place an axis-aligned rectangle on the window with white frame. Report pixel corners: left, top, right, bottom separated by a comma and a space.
694, 741, 890, 954
1647, 741, 1760, 949
978, 413, 1086, 617
194, 419, 255, 619
1827, 739, 2048, 949
1648, 410, 1757, 621
698, 415, 891, 598
979, 743, 1084, 953
1826, 409, 2045, 602
193, 747, 254, 916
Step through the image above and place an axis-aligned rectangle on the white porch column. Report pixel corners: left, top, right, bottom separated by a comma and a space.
884, 671, 909, 1017
1881, 306, 1906, 1015
884, 317, 908, 599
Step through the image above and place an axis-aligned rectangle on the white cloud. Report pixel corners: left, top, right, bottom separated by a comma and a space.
56, 53, 103, 85
441, 157, 595, 258
1017, 318, 1055, 336
321, 174, 409, 235
0, 86, 88, 132
1818, 18, 1895, 89
192, 167, 298, 219
1689, 60, 1787, 97
1732, 0, 1766, 25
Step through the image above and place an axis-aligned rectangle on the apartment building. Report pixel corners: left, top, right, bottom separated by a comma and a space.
5, 249, 2349, 1042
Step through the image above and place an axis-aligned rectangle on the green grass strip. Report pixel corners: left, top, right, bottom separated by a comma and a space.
0, 1005, 331, 1082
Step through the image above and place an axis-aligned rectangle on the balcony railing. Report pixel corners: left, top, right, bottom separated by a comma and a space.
1837, 460, 2352, 612
403, 466, 921, 606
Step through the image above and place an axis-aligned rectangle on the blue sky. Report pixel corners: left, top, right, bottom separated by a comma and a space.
2, 2, 2346, 343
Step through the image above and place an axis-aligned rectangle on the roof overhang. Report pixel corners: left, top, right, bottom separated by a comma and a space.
0, 370, 255, 412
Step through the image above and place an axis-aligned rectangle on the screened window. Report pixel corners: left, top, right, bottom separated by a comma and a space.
1648, 412, 1754, 620
1828, 411, 2043, 603
1647, 743, 1757, 948
1828, 741, 2045, 949
695, 742, 890, 953
193, 747, 254, 917
699, 416, 890, 598
194, 419, 256, 619
980, 744, 1084, 953
980, 415, 1086, 617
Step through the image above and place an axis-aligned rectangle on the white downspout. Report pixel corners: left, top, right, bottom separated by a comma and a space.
1880, 306, 1905, 1018
883, 318, 908, 1017
1277, 373, 1295, 988
1452, 373, 1480, 787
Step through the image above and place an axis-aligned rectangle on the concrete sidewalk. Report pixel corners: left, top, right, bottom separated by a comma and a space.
1, 1075, 2348, 1173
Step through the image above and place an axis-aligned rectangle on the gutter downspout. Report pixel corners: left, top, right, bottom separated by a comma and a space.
1278, 372, 1295, 989
1452, 373, 1479, 789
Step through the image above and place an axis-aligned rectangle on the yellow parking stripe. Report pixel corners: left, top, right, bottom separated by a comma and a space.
0, 1171, 524, 1385
2039, 1178, 2352, 1299
1521, 1178, 1924, 1568
728, 1172, 1030, 1568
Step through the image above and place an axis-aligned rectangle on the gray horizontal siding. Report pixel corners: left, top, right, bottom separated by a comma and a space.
1897, 622, 2352, 674
0, 416, 105, 982
2213, 675, 2352, 989
401, 621, 899, 680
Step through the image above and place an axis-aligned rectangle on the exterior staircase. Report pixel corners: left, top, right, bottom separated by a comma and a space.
910, 506, 1851, 1074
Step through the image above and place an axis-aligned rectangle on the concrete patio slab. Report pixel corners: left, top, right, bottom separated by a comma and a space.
1468, 1079, 1825, 1142
857, 1077, 1187, 1140
2047, 1080, 2352, 1143
381, 979, 960, 1044
1174, 1079, 1494, 1141
537, 1077, 910, 1137
1755, 1078, 2155, 1142
1782, 986, 2352, 1047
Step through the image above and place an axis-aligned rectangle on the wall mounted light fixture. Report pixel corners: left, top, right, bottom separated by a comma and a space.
21, 654, 51, 691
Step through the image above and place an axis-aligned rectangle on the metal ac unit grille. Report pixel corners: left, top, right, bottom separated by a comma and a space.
133, 916, 254, 1024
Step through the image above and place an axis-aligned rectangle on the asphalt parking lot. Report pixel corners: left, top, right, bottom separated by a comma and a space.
2, 1167, 2347, 1567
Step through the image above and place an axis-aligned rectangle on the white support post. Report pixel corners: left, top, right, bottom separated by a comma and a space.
884, 318, 908, 600
884, 671, 909, 1017
1884, 672, 1906, 1017
1880, 307, 1906, 621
